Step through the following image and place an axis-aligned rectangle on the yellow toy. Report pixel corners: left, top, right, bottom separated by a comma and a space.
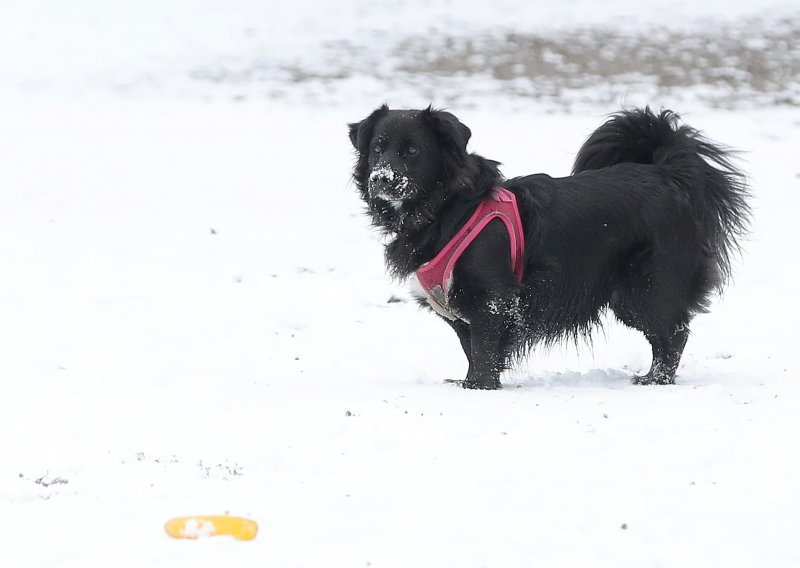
165, 515, 258, 540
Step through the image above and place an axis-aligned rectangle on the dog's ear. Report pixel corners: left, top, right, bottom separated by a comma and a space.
421, 106, 472, 162
348, 122, 360, 148
348, 104, 389, 153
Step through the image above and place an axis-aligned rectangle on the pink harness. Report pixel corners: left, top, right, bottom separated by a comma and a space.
415, 188, 525, 320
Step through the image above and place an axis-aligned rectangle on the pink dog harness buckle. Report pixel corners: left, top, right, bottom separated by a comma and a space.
415, 187, 525, 320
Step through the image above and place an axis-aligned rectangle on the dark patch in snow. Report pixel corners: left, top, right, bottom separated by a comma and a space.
20, 473, 70, 488
191, 16, 800, 109
197, 459, 244, 480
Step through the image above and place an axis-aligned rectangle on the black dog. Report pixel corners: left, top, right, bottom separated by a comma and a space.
349, 106, 749, 389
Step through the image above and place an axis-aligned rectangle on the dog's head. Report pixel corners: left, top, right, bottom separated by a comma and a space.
349, 105, 473, 231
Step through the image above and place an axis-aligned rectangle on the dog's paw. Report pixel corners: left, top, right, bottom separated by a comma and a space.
631, 373, 675, 386
462, 378, 503, 390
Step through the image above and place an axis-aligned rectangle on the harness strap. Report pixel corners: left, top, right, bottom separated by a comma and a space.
415, 188, 525, 318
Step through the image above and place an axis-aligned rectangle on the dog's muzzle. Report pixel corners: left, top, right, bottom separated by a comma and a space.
369, 165, 410, 203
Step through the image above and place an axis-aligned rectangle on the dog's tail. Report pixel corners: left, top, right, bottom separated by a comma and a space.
572, 107, 751, 288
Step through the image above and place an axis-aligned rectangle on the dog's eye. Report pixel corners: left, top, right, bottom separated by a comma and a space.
373, 142, 384, 155
407, 145, 419, 156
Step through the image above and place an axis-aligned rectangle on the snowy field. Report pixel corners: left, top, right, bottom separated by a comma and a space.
2, 1, 800, 567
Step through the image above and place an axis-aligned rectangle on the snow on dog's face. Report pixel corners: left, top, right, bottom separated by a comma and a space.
349, 105, 472, 232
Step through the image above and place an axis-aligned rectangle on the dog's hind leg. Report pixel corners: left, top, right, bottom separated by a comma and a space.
632, 324, 690, 385
611, 238, 706, 385
613, 295, 691, 385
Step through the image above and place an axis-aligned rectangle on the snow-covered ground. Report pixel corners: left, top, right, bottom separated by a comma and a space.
2, 2, 799, 567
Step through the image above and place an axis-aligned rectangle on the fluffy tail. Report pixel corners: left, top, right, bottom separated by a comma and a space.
573, 107, 751, 288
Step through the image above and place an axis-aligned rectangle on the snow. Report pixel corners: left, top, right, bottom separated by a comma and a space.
371, 166, 397, 184
2, 1, 800, 567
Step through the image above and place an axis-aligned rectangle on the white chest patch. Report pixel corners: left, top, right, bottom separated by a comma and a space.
408, 274, 428, 302
407, 274, 467, 322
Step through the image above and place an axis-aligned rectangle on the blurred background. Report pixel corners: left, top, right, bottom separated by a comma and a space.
2, 0, 798, 110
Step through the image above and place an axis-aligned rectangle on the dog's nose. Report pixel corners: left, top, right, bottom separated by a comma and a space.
369, 166, 395, 185
369, 165, 396, 196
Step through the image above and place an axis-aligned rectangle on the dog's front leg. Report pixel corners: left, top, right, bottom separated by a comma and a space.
446, 319, 473, 376
447, 219, 518, 390
462, 309, 509, 390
